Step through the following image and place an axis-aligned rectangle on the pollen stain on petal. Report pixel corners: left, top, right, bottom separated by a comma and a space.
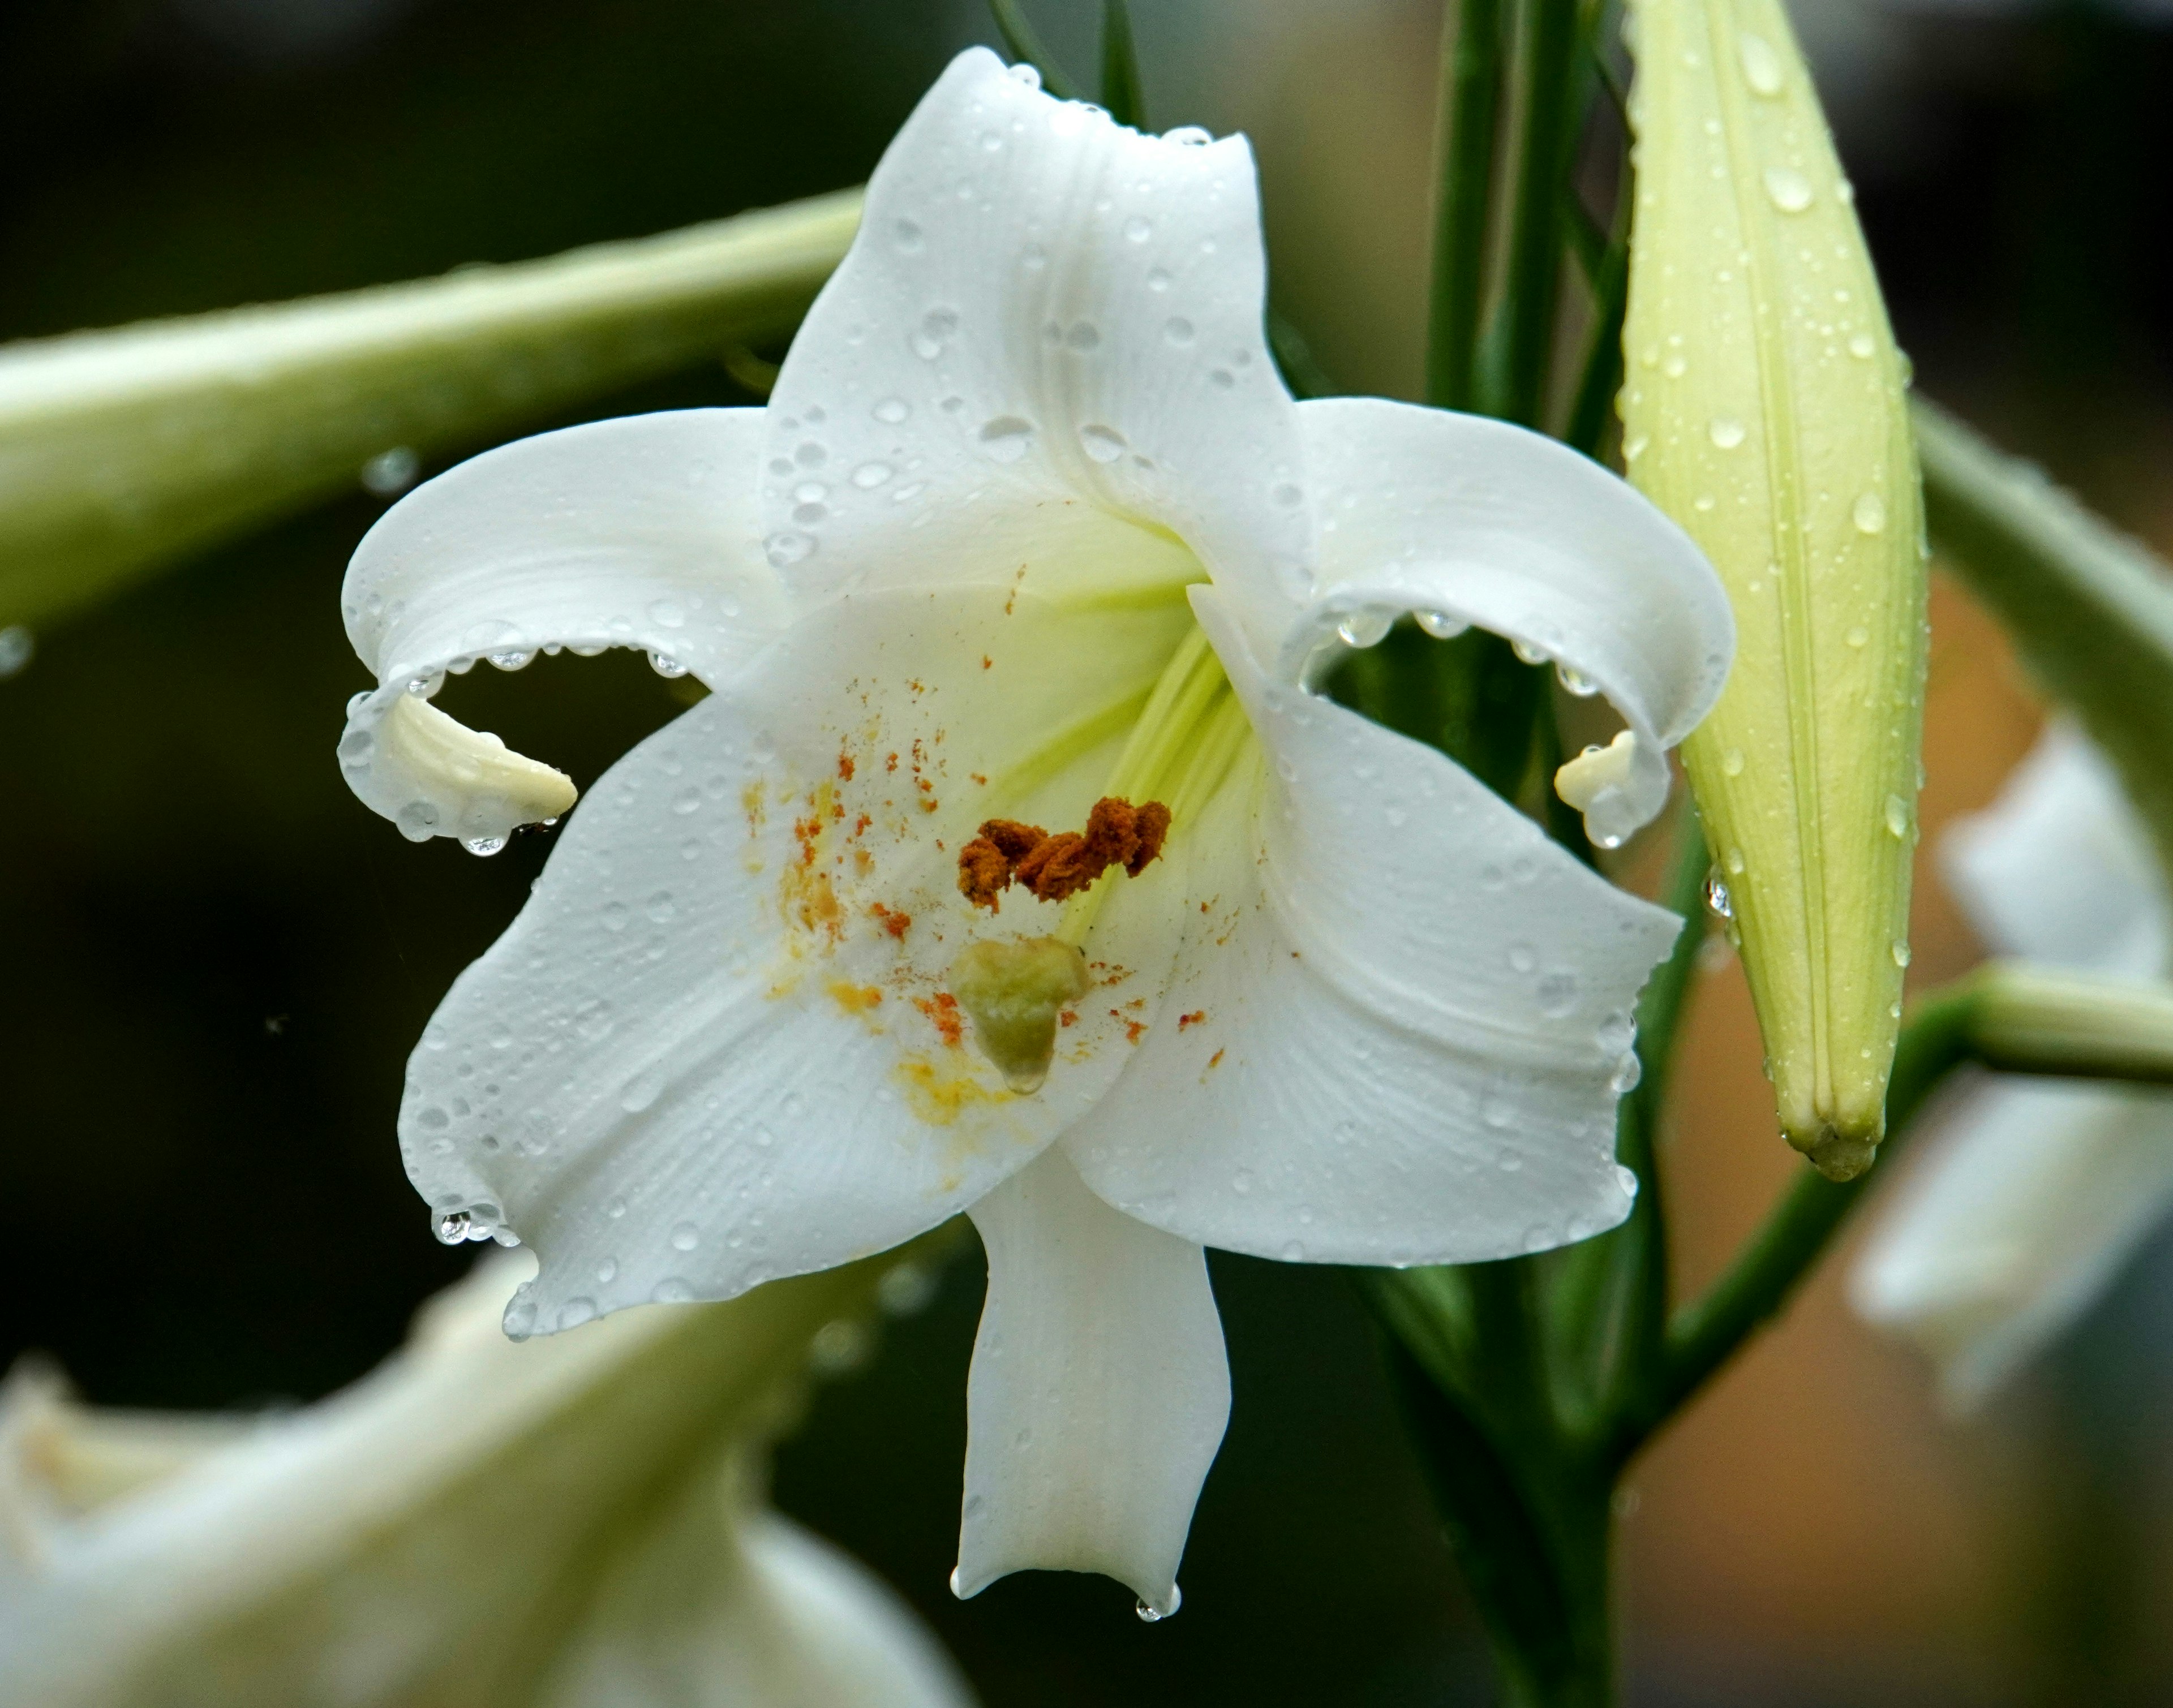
1177, 1010, 1207, 1031
894, 1056, 1006, 1126
828, 979, 884, 1017
913, 991, 965, 1048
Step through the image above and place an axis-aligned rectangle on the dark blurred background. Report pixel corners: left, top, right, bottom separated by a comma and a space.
3, 1, 2172, 1702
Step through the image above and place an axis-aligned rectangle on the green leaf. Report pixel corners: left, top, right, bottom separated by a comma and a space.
1100, 0, 1146, 128
0, 191, 862, 632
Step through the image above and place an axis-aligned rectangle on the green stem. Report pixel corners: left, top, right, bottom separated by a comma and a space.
1427, 0, 1508, 410
1491, 0, 1583, 425
1098, 0, 1145, 128
985, 0, 1089, 101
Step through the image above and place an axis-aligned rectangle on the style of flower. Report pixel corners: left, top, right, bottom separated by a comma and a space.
1854, 721, 2173, 1409
333, 49, 1733, 1614
0, 1251, 972, 1708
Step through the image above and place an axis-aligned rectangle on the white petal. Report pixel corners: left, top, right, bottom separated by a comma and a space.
1942, 719, 2169, 978
763, 48, 1310, 610
1278, 397, 1733, 847
1852, 1079, 2173, 1412
955, 1148, 1227, 1614
1853, 722, 2173, 1406
535, 1487, 976, 1708
1061, 586, 1674, 1264
0, 1252, 965, 1707
403, 584, 1195, 1333
339, 410, 789, 842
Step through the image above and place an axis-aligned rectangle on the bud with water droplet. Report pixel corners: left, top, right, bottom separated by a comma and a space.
1620, 0, 1926, 1180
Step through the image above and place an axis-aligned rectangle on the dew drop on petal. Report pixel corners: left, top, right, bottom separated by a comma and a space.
1336, 609, 1393, 649
1416, 610, 1468, 639
1611, 1052, 1644, 1094
1556, 661, 1599, 697
852, 461, 894, 488
557, 1297, 598, 1330
435, 1210, 473, 1245
1848, 333, 1876, 360
1008, 62, 1041, 89
1705, 870, 1733, 919
1123, 216, 1153, 243
978, 416, 1036, 463
1136, 1585, 1182, 1621
765, 531, 814, 568
1845, 625, 1870, 648
671, 1221, 701, 1251
1511, 638, 1551, 666
648, 651, 688, 678
873, 397, 911, 424
1163, 316, 1195, 346
1721, 746, 1745, 777
1079, 423, 1127, 463
1763, 167, 1814, 213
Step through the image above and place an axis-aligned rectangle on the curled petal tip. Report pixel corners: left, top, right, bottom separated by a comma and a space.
378, 691, 578, 840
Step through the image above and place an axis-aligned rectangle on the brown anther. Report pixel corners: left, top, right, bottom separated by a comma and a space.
1125, 801, 1171, 876
957, 838, 1012, 909
980, 819, 1046, 862
1081, 797, 1141, 871
1016, 831, 1099, 901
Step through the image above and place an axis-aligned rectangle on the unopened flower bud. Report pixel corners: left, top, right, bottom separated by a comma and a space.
1621, 0, 1927, 1180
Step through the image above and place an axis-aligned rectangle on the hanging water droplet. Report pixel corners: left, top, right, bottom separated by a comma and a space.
1891, 938, 1912, 968
0, 625, 35, 680
1852, 492, 1888, 535
361, 446, 420, 496
648, 651, 688, 678
1762, 167, 1814, 213
488, 649, 533, 671
1511, 638, 1551, 666
1416, 610, 1468, 640
1556, 661, 1600, 697
461, 834, 508, 858
1336, 609, 1393, 649
435, 1210, 473, 1245
1705, 869, 1734, 919
1611, 1052, 1644, 1094
405, 671, 442, 698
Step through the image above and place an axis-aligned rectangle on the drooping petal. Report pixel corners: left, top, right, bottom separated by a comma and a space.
954, 1148, 1227, 1616
0, 1246, 970, 1708
339, 410, 789, 843
761, 47, 1310, 611
404, 583, 1195, 1334
1853, 722, 2173, 1406
1280, 397, 1732, 848
1851, 1078, 2173, 1412
1062, 586, 1674, 1265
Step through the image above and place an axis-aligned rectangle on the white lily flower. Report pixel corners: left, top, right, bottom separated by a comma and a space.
0, 1250, 973, 1708
1853, 721, 2173, 1410
336, 49, 1732, 1612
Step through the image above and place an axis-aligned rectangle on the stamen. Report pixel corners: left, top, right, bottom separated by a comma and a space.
955, 798, 1170, 910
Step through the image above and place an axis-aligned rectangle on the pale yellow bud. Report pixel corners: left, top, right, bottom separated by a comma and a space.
1621, 0, 1927, 1179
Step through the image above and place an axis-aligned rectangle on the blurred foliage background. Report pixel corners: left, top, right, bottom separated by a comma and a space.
2, 1, 2172, 1702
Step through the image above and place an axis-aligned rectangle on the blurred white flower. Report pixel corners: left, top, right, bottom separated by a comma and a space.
1854, 722, 2173, 1409
336, 48, 1731, 1614
0, 1251, 973, 1708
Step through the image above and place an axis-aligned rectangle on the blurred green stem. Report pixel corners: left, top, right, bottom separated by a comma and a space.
1427, 0, 1506, 411
1491, 0, 1583, 425
0, 190, 861, 630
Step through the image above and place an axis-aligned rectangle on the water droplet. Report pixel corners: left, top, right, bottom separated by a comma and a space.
404, 671, 441, 698
461, 834, 508, 858
435, 1210, 473, 1245
671, 1221, 701, 1251
1511, 638, 1551, 666
1721, 746, 1745, 777
1883, 794, 1910, 839
1662, 354, 1687, 379
1136, 1585, 1182, 1621
1556, 661, 1599, 697
0, 626, 34, 680
1622, 433, 1650, 462
648, 651, 688, 678
1845, 625, 1870, 648
1079, 423, 1127, 463
1008, 62, 1041, 88
1279, 1241, 1305, 1262
1611, 1052, 1644, 1094
1508, 943, 1538, 974
557, 1297, 598, 1330
1852, 492, 1888, 535
1065, 321, 1101, 352
488, 649, 534, 671
1336, 609, 1393, 648
1163, 316, 1195, 346
361, 446, 419, 496
597, 1257, 619, 1284
397, 801, 441, 840
652, 1277, 695, 1303
1708, 415, 1747, 450
1848, 332, 1876, 360
1416, 610, 1467, 639
873, 397, 910, 424
1233, 1169, 1254, 1194
1164, 124, 1210, 146
1536, 971, 1580, 1018
1705, 870, 1734, 919
1737, 31, 1784, 96
1147, 267, 1173, 292
893, 218, 925, 253
978, 416, 1036, 463
1123, 215, 1153, 243
1891, 938, 1912, 969
852, 461, 894, 488
765, 531, 814, 568
1762, 167, 1814, 214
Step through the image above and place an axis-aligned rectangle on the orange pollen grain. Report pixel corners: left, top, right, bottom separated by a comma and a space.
838, 754, 856, 781
1178, 1010, 1206, 1031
